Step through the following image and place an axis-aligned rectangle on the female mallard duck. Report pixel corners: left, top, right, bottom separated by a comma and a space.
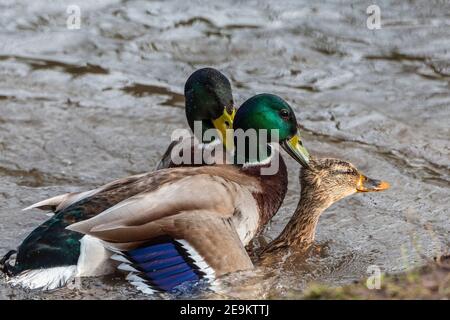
259, 158, 389, 260
156, 67, 236, 169
2, 94, 310, 292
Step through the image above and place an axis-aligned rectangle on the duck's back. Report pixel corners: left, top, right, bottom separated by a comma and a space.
13, 176, 148, 274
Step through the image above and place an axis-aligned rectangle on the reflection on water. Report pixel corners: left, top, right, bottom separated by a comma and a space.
0, 0, 449, 299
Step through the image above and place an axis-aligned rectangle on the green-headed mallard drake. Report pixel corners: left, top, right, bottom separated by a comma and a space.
260, 158, 389, 261
1, 94, 310, 293
156, 67, 236, 169
0, 67, 236, 286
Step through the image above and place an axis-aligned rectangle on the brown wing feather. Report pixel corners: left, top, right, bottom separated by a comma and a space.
65, 166, 262, 275
23, 173, 148, 213
163, 212, 254, 276
83, 211, 254, 276
67, 172, 254, 238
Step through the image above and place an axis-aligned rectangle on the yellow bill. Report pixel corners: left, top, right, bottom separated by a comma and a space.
356, 174, 390, 192
212, 107, 236, 150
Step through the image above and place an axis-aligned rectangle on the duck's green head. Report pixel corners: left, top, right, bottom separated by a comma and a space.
184, 68, 236, 149
233, 93, 310, 168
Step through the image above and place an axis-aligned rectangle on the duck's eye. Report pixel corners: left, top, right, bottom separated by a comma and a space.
334, 168, 356, 175
345, 168, 357, 175
279, 109, 290, 119
224, 120, 231, 128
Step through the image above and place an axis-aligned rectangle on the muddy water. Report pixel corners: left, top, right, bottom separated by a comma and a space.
0, 0, 449, 299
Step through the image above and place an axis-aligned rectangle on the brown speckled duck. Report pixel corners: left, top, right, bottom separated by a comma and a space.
259, 157, 390, 262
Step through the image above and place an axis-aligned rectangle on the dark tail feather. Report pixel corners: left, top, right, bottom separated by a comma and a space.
1, 250, 17, 276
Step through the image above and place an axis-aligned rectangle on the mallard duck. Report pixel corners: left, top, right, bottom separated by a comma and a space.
2, 93, 310, 293
260, 158, 390, 259
0, 68, 236, 284
156, 67, 236, 169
